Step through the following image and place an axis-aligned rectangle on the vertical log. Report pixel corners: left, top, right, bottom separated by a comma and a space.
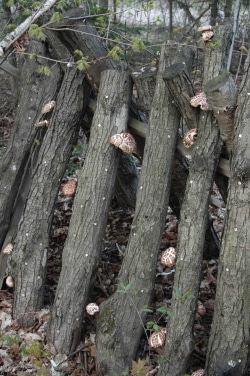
205, 56, 250, 376
8, 67, 88, 326
158, 26, 232, 376
47, 70, 132, 354
95, 44, 194, 376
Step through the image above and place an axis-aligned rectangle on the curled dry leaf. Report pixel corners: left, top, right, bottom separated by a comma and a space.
149, 327, 167, 348
110, 133, 137, 154
197, 301, 206, 316
160, 247, 176, 267
86, 303, 99, 315
35, 120, 50, 127
191, 369, 205, 376
190, 92, 209, 111
2, 243, 14, 254
6, 276, 14, 288
183, 128, 198, 148
62, 180, 77, 197
41, 100, 56, 114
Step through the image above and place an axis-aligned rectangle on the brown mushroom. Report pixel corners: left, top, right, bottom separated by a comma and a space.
62, 180, 77, 197
197, 301, 206, 317
41, 100, 56, 114
149, 327, 167, 348
110, 133, 137, 154
190, 92, 209, 111
183, 128, 198, 148
86, 302, 99, 315
160, 247, 176, 267
197, 25, 214, 42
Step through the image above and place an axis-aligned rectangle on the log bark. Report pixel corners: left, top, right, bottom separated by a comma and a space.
205, 56, 250, 376
204, 73, 237, 152
0, 40, 62, 286
158, 26, 232, 376
95, 44, 194, 376
47, 70, 132, 354
8, 66, 88, 326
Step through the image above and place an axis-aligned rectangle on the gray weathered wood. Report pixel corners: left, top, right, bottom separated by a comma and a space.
205, 55, 250, 376
204, 73, 237, 151
47, 70, 132, 354
159, 26, 232, 376
95, 44, 193, 376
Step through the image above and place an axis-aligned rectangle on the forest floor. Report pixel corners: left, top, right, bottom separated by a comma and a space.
0, 66, 225, 375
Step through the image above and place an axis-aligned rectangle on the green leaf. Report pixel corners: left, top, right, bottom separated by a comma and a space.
29, 53, 37, 61
142, 307, 153, 313
7, 24, 17, 31
131, 38, 145, 51
50, 12, 64, 22
38, 66, 52, 77
32, 1, 41, 7
175, 287, 182, 298
29, 24, 46, 41
22, 9, 32, 16
74, 49, 83, 58
76, 58, 90, 71
107, 46, 123, 60
56, 0, 67, 10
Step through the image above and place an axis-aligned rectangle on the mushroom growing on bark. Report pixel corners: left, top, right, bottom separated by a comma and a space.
160, 247, 176, 267
2, 243, 14, 254
110, 133, 137, 154
190, 92, 209, 111
183, 128, 198, 148
86, 303, 99, 315
197, 25, 214, 42
149, 327, 167, 348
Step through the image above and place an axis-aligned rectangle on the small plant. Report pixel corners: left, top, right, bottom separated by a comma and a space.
131, 357, 153, 376
29, 24, 47, 41
175, 287, 195, 304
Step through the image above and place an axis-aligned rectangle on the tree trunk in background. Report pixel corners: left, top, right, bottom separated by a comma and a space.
0, 40, 61, 250
47, 70, 132, 354
205, 56, 250, 376
8, 67, 88, 326
95, 44, 194, 376
159, 26, 232, 376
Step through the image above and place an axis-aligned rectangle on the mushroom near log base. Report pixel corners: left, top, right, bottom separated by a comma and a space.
110, 133, 137, 154
149, 328, 167, 348
62, 180, 77, 197
160, 247, 176, 267
86, 303, 99, 315
191, 369, 205, 376
183, 128, 198, 148
2, 243, 14, 254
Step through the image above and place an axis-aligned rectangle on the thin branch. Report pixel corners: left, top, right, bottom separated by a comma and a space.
0, 0, 57, 57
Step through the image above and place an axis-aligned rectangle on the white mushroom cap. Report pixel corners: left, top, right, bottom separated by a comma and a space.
149, 327, 166, 348
110, 133, 137, 154
197, 301, 206, 316
191, 369, 205, 376
160, 247, 176, 267
197, 25, 213, 32
86, 303, 99, 315
6, 276, 14, 288
2, 243, 14, 254
41, 100, 56, 114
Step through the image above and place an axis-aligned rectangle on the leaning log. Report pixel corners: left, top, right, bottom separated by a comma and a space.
158, 25, 232, 376
204, 73, 237, 152
47, 70, 132, 354
95, 44, 194, 376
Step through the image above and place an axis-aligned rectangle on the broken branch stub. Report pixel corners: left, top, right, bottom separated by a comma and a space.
204, 73, 237, 151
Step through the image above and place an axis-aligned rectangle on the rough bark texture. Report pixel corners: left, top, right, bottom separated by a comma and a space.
131, 68, 157, 113
95, 44, 194, 376
0, 40, 61, 250
163, 62, 199, 130
47, 70, 132, 354
205, 57, 250, 376
158, 26, 232, 376
204, 73, 237, 151
8, 67, 88, 326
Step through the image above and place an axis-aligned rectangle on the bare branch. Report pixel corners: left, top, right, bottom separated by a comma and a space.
0, 0, 57, 57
